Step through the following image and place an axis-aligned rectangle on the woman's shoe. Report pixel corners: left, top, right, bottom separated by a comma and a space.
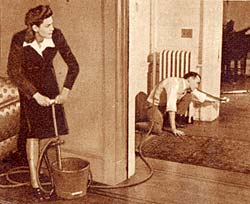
33, 188, 45, 201
33, 188, 51, 201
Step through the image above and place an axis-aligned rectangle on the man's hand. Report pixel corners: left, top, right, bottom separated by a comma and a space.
171, 128, 185, 136
33, 92, 53, 107
168, 111, 185, 136
55, 87, 70, 104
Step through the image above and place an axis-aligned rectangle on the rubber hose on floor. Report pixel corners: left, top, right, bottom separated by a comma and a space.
0, 138, 58, 192
0, 123, 155, 191
89, 121, 155, 189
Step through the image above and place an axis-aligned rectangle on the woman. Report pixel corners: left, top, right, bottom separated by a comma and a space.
7, 5, 79, 200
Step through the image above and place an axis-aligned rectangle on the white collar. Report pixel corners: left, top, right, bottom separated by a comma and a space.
23, 38, 55, 56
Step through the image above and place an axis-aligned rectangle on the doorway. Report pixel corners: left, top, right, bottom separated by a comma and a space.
128, 0, 226, 176
221, 0, 250, 92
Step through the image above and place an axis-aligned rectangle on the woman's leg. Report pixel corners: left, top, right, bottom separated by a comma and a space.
26, 138, 39, 188
26, 138, 50, 200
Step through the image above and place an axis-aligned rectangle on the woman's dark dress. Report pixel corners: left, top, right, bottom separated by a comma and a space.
7, 28, 79, 139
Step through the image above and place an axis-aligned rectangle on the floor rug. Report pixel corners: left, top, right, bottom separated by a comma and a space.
141, 132, 250, 174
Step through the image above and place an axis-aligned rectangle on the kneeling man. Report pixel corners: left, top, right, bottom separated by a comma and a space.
146, 72, 221, 136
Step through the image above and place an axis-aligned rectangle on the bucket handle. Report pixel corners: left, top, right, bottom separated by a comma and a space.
87, 168, 93, 188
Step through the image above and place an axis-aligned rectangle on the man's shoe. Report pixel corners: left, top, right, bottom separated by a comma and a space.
176, 114, 188, 128
175, 121, 186, 128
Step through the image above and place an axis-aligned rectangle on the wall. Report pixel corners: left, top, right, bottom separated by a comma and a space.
128, 0, 223, 173
0, 0, 128, 185
147, 0, 222, 121
128, 0, 151, 176
199, 0, 223, 121
0, 0, 51, 76
156, 0, 201, 70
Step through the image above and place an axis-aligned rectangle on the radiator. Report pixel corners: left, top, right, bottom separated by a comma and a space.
147, 49, 193, 122
147, 50, 191, 93
159, 50, 191, 80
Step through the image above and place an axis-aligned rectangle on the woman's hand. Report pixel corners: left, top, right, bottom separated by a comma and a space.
55, 87, 70, 104
33, 92, 53, 107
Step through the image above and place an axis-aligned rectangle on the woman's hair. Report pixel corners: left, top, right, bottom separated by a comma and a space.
24, 5, 53, 43
183, 71, 201, 80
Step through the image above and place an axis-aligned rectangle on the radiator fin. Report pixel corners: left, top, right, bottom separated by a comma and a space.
159, 50, 191, 81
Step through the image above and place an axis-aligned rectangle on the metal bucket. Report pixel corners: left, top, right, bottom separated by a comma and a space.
51, 157, 90, 199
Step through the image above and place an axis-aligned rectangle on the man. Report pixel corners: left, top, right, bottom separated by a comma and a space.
146, 72, 218, 136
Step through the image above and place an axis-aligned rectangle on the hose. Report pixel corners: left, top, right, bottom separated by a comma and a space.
1, 87, 231, 191
89, 87, 231, 189
0, 120, 155, 192
0, 167, 30, 188
197, 88, 230, 103
0, 138, 58, 191
89, 121, 154, 189
36, 138, 62, 195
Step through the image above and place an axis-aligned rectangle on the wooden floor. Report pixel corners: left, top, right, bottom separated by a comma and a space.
1, 77, 250, 203
2, 157, 250, 204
